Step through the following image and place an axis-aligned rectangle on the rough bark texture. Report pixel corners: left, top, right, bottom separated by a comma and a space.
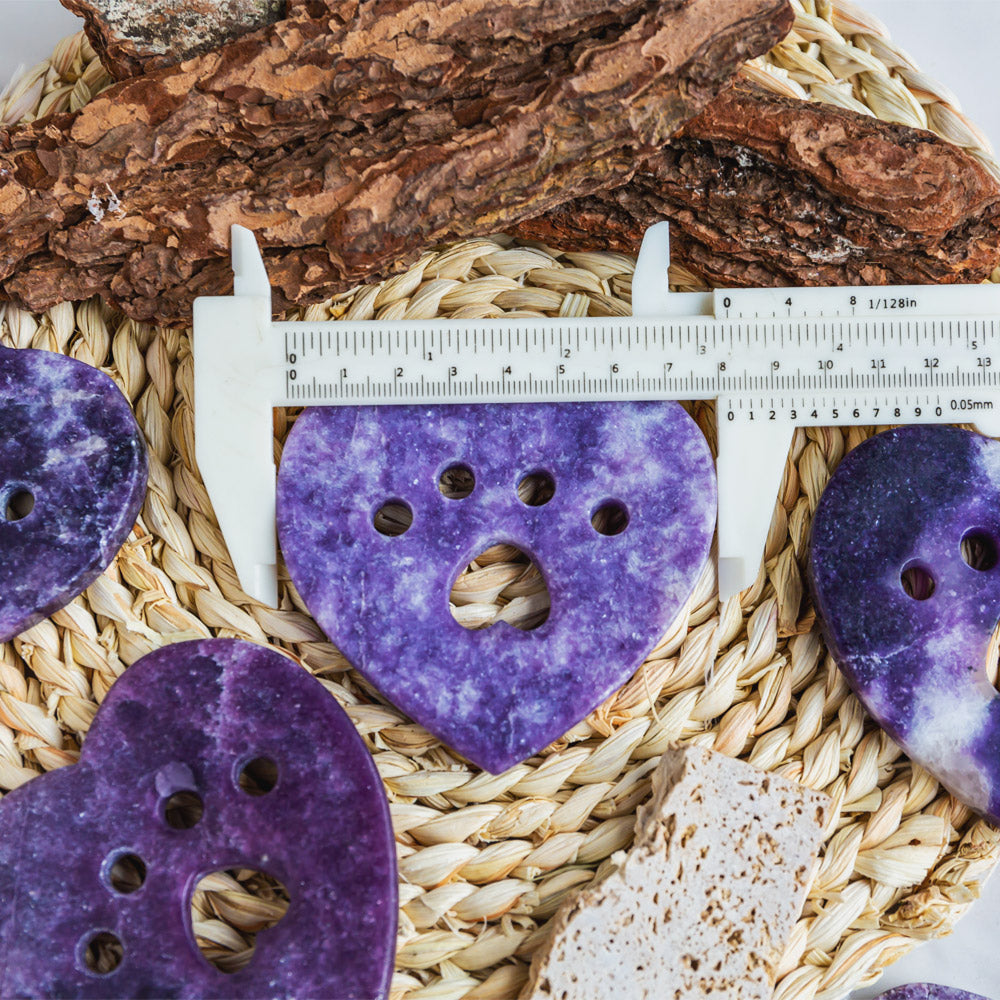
59, 0, 287, 79
0, 0, 792, 325
523, 745, 829, 1000
512, 85, 1000, 287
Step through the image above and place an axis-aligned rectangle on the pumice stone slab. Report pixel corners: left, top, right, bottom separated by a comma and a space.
0, 345, 147, 641
877, 986, 993, 1000
277, 402, 716, 773
0, 639, 397, 1000
811, 425, 1000, 825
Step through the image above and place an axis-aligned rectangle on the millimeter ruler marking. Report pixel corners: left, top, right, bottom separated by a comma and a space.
275, 315, 1000, 412
194, 223, 1000, 607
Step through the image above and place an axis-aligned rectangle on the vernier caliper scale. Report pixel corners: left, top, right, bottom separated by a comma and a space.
194, 223, 1000, 608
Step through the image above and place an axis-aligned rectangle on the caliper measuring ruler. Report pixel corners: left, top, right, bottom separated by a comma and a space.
194, 223, 1000, 607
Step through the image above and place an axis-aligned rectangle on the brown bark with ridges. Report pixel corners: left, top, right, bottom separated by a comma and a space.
0, 0, 792, 325
59, 0, 288, 80
511, 85, 1000, 288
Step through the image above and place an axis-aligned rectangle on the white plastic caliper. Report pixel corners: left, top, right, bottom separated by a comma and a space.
194, 223, 1000, 607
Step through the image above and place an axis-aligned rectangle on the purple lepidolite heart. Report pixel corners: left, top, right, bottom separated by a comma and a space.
811, 425, 1000, 825
277, 402, 716, 773
0, 345, 147, 641
877, 986, 994, 1000
0, 638, 396, 999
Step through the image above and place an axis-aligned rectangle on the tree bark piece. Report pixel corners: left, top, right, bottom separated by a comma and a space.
511, 84, 1000, 288
59, 0, 287, 79
0, 0, 792, 325
523, 745, 829, 1000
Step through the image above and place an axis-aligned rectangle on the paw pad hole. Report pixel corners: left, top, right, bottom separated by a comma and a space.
518, 471, 556, 507
237, 756, 278, 796
439, 463, 475, 499
900, 563, 935, 601
104, 851, 146, 894
163, 790, 204, 830
82, 931, 123, 975
450, 544, 550, 631
962, 530, 999, 572
191, 869, 290, 974
4, 488, 34, 522
373, 500, 413, 536
591, 499, 629, 536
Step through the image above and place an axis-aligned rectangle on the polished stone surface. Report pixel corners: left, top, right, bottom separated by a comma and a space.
277, 402, 716, 773
811, 426, 1000, 825
0, 639, 397, 999
877, 986, 993, 1000
0, 345, 147, 641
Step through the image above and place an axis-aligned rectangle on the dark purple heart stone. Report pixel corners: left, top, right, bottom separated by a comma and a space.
277, 402, 716, 773
0, 638, 396, 999
811, 426, 1000, 824
877, 985, 994, 1000
0, 345, 147, 641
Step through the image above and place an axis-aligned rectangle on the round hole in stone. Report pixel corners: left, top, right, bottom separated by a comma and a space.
237, 756, 278, 796
517, 471, 556, 507
191, 868, 290, 974
591, 499, 629, 537
104, 851, 147, 895
900, 563, 935, 601
962, 530, 999, 572
82, 931, 124, 975
438, 463, 475, 500
4, 488, 34, 522
450, 543, 550, 631
372, 500, 413, 537
163, 790, 204, 830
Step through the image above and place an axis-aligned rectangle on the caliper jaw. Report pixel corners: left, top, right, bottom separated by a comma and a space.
193, 226, 280, 606
634, 223, 775, 601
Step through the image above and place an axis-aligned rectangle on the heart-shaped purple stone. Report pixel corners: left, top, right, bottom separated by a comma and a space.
877, 986, 994, 1000
0, 639, 397, 999
277, 402, 716, 773
811, 426, 1000, 824
0, 345, 147, 641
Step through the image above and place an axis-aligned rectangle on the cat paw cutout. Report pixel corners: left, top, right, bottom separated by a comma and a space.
278, 402, 716, 773
0, 639, 396, 999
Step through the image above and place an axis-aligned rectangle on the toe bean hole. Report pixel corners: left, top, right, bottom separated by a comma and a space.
373, 500, 413, 536
4, 489, 34, 522
900, 563, 935, 601
104, 851, 147, 894
962, 530, 999, 572
518, 471, 556, 507
450, 543, 550, 631
237, 756, 278, 796
82, 931, 123, 975
163, 790, 204, 830
591, 499, 629, 537
191, 869, 290, 974
439, 463, 475, 499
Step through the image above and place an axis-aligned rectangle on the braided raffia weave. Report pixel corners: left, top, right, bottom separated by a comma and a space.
2, 3, 1000, 998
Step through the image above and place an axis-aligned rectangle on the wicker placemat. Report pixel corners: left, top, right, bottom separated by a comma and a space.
2, 4, 999, 999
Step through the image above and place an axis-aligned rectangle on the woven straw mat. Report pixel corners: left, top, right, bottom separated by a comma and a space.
2, 2, 1000, 999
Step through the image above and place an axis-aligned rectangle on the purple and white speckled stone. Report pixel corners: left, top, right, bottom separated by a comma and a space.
0, 639, 397, 1000
277, 403, 716, 773
811, 426, 1000, 825
877, 985, 993, 1000
0, 345, 147, 641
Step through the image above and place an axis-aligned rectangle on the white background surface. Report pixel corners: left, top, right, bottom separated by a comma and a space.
0, 1, 999, 997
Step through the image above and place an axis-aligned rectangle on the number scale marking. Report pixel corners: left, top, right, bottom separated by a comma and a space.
276, 315, 1000, 422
